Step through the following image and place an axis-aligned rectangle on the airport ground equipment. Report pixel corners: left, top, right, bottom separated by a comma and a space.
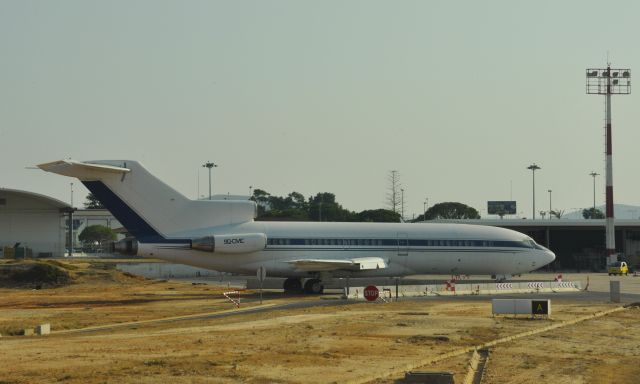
608, 261, 629, 276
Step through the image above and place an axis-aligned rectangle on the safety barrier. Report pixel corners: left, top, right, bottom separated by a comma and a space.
344, 281, 581, 300
223, 291, 241, 308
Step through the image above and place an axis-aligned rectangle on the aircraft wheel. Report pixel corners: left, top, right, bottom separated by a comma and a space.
283, 278, 302, 293
304, 279, 324, 294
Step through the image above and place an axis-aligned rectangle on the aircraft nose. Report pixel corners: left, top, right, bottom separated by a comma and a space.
545, 250, 556, 264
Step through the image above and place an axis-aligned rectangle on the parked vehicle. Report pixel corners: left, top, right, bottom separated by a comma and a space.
608, 261, 629, 276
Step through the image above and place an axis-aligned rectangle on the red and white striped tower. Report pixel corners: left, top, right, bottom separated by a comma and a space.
586, 65, 631, 265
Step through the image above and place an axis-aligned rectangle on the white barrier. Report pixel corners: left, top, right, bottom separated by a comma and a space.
344, 281, 581, 300
492, 299, 551, 316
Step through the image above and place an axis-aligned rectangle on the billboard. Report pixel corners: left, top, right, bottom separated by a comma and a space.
488, 201, 516, 215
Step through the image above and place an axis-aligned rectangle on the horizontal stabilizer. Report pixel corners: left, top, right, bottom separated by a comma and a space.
287, 257, 387, 272
38, 159, 130, 180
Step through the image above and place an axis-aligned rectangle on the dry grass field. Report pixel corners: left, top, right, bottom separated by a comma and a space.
1, 259, 639, 384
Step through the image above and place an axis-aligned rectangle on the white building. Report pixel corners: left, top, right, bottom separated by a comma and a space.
0, 188, 69, 257
0, 188, 122, 257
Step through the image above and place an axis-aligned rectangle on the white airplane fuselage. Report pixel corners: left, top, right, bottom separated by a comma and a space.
38, 159, 555, 285
138, 221, 554, 278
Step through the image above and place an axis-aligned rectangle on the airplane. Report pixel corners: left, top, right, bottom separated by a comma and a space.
39, 159, 555, 293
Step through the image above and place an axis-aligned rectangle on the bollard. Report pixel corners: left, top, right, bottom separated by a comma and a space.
610, 280, 621, 303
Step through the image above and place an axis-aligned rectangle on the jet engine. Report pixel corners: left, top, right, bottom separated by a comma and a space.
192, 233, 267, 254
113, 237, 138, 255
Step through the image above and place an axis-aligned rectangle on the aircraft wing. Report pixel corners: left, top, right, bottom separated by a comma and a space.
286, 257, 387, 272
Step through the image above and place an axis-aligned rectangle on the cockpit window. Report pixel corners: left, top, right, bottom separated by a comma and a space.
521, 238, 546, 250
528, 238, 547, 250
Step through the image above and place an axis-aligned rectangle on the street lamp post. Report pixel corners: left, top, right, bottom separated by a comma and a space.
69, 182, 74, 257
527, 164, 541, 219
202, 161, 218, 200
548, 189, 552, 220
423, 198, 428, 222
589, 172, 599, 213
400, 189, 404, 221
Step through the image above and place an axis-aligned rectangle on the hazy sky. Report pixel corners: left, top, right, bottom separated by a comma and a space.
1, 1, 639, 219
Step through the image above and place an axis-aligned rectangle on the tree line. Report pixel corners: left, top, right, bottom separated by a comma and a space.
251, 189, 402, 222
251, 189, 482, 222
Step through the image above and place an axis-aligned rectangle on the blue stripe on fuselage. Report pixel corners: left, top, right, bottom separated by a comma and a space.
82, 181, 190, 244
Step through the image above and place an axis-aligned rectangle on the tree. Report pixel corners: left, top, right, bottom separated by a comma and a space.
84, 193, 105, 209
308, 192, 356, 222
424, 202, 481, 220
582, 207, 605, 219
550, 209, 565, 220
78, 225, 116, 249
251, 188, 271, 216
357, 209, 401, 222
386, 170, 402, 214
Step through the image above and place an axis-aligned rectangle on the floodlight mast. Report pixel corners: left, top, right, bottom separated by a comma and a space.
586, 65, 631, 265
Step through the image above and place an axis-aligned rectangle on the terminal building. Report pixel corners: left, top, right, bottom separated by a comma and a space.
440, 219, 640, 271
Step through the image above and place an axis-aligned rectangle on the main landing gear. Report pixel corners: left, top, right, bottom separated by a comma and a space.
283, 278, 302, 293
283, 278, 324, 294
492, 274, 512, 282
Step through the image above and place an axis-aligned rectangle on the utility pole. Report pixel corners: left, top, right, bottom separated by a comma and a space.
587, 65, 631, 264
202, 161, 217, 200
548, 189, 552, 220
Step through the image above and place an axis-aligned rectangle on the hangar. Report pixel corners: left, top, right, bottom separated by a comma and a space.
0, 188, 122, 258
0, 188, 69, 257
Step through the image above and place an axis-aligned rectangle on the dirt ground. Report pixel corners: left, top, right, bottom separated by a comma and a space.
1, 259, 639, 384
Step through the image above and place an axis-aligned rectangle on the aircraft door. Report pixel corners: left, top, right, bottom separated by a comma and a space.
394, 232, 410, 272
397, 233, 408, 256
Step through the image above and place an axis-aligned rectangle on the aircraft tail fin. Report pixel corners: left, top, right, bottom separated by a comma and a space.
38, 160, 256, 241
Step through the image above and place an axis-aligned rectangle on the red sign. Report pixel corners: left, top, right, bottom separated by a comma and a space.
364, 285, 379, 301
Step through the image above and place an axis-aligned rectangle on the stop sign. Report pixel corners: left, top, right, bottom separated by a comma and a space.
364, 285, 379, 301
